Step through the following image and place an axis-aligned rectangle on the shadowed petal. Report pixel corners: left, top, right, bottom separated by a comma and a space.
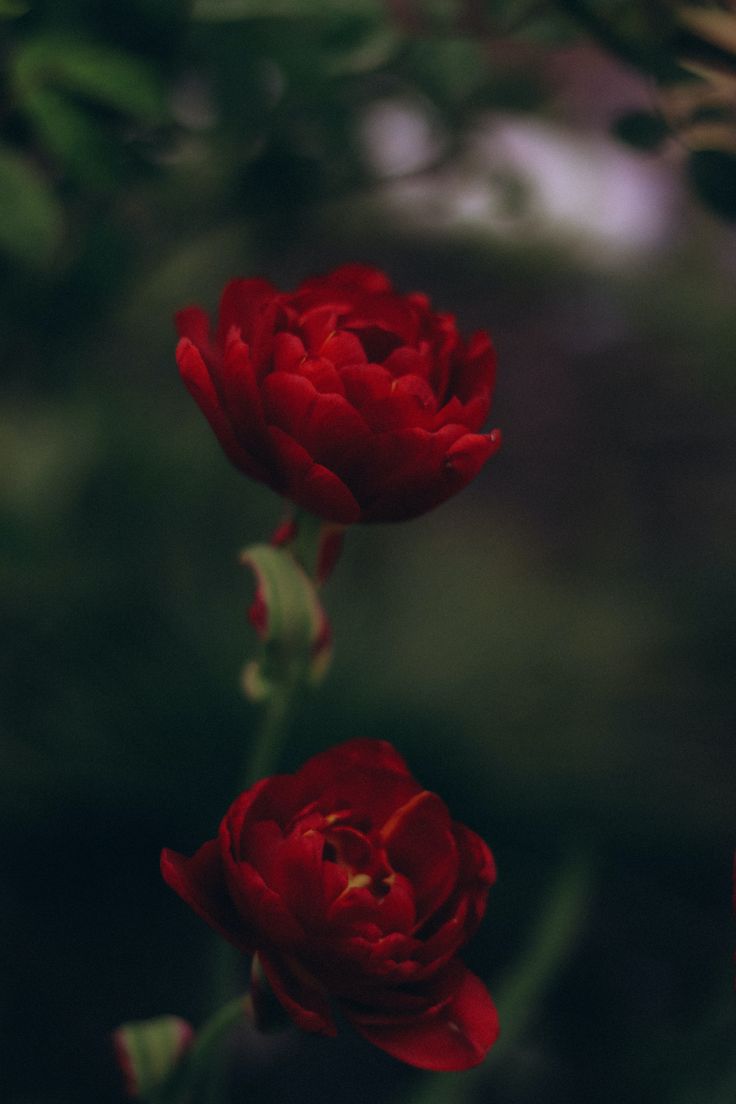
291, 739, 422, 828
262, 373, 371, 471
217, 278, 279, 346
175, 306, 211, 349
257, 950, 337, 1036
160, 841, 252, 953
176, 338, 272, 482
381, 791, 458, 923
344, 964, 499, 1071
360, 426, 501, 522
215, 331, 270, 448
267, 426, 361, 524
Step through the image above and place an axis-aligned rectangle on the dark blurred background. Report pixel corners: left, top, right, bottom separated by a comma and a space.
1, 1, 735, 1102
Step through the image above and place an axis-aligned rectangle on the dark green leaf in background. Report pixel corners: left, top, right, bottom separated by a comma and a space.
13, 35, 165, 123
0, 145, 63, 265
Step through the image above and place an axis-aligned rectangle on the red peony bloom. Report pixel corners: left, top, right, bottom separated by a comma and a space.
175, 265, 500, 524
161, 739, 498, 1070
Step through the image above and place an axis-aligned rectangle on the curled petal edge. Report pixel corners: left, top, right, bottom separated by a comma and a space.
344, 964, 499, 1071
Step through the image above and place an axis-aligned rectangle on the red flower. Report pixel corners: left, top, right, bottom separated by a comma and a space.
176, 265, 500, 524
161, 739, 498, 1070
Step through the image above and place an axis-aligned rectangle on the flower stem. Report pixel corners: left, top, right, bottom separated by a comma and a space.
188, 514, 335, 1102
242, 673, 300, 789
156, 997, 247, 1104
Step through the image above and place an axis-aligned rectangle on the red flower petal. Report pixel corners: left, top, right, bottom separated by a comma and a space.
267, 426, 361, 524
309, 933, 422, 1001
305, 738, 412, 778
440, 331, 496, 431
175, 306, 211, 349
271, 331, 306, 373
360, 426, 500, 522
344, 964, 499, 1071
295, 305, 338, 352
262, 372, 371, 472
218, 279, 282, 380
322, 264, 393, 293
247, 819, 341, 928
229, 775, 312, 841
160, 841, 253, 953
214, 331, 269, 450
381, 791, 458, 923
450, 822, 497, 939
257, 950, 338, 1036
360, 373, 438, 433
175, 268, 500, 523
445, 428, 502, 484
318, 329, 367, 368
327, 871, 417, 936
216, 278, 278, 346
297, 357, 346, 396
339, 364, 393, 411
161, 739, 498, 1071
382, 346, 430, 380
221, 855, 305, 946
423, 311, 459, 401
291, 739, 422, 829
175, 338, 272, 483
346, 295, 421, 347
218, 789, 306, 945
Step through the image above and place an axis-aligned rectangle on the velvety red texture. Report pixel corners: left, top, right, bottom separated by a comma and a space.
161, 739, 498, 1070
175, 265, 500, 524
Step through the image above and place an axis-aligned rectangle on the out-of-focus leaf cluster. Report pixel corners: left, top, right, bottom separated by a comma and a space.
1, 0, 733, 279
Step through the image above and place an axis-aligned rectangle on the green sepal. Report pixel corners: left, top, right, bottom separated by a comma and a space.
241, 543, 331, 702
113, 1014, 193, 1101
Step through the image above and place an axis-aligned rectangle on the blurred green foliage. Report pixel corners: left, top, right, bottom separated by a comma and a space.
1, 2, 734, 1104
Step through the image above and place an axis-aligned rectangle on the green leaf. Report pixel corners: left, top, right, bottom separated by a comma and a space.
113, 1015, 193, 1101
688, 148, 736, 221
13, 35, 165, 123
613, 109, 669, 151
0, 146, 62, 267
22, 86, 120, 188
240, 544, 331, 701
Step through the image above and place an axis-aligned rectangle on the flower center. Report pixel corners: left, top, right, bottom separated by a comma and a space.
322, 828, 394, 898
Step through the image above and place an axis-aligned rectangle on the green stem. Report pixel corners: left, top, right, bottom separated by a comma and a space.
290, 510, 325, 581
242, 675, 300, 789
189, 515, 331, 1098
157, 997, 247, 1104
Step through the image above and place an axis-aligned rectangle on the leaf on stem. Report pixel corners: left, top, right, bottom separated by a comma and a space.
113, 1015, 194, 1101
240, 543, 332, 701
